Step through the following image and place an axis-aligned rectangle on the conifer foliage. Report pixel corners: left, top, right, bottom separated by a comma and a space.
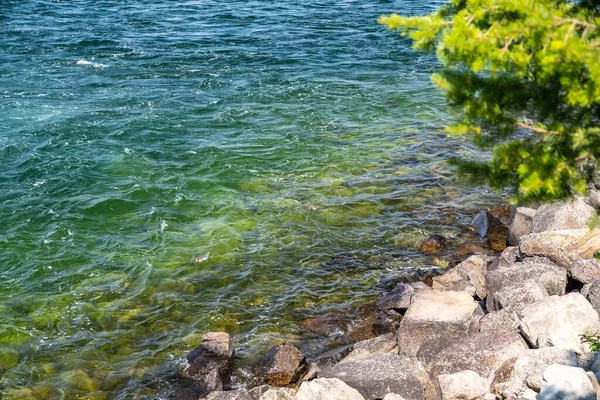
380, 0, 600, 201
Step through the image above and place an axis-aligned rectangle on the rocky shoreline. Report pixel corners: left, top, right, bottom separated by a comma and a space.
175, 193, 600, 400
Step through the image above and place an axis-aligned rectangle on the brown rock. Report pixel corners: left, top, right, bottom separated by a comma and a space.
519, 229, 600, 268
254, 342, 306, 386
419, 234, 447, 254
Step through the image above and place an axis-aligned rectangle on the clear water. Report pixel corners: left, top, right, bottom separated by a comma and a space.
0, 1, 502, 398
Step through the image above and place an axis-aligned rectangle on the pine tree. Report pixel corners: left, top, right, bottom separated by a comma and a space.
380, 0, 600, 202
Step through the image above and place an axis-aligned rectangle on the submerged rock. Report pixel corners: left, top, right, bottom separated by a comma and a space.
419, 234, 447, 254
300, 304, 377, 342
253, 342, 306, 386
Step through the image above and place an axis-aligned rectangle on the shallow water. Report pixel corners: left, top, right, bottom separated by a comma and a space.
0, 1, 503, 398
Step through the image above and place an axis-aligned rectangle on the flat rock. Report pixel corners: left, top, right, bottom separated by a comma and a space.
341, 333, 396, 364
418, 329, 528, 379
485, 260, 566, 312
296, 378, 365, 400
519, 293, 600, 352
488, 279, 549, 313
253, 342, 306, 386
570, 258, 600, 285
508, 207, 536, 246
532, 197, 595, 233
432, 255, 488, 300
396, 290, 483, 357
519, 229, 600, 268
437, 370, 488, 400
538, 364, 596, 400
320, 354, 425, 400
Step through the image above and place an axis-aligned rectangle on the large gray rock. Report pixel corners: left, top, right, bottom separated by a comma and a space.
320, 354, 425, 400
296, 378, 365, 400
538, 364, 596, 400
532, 197, 596, 233
489, 246, 522, 271
396, 290, 483, 357
586, 279, 600, 313
382, 395, 407, 400
519, 293, 600, 352
437, 370, 488, 400
479, 309, 521, 333
418, 329, 528, 379
205, 390, 252, 400
569, 258, 600, 285
179, 332, 235, 397
376, 283, 423, 313
488, 279, 549, 313
432, 255, 488, 299
519, 229, 600, 268
340, 333, 396, 364
508, 207, 536, 246
485, 260, 566, 312
493, 347, 579, 398
310, 345, 353, 368
253, 342, 306, 386
251, 387, 296, 400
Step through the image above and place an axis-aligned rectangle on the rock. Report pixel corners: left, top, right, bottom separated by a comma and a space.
486, 212, 509, 251
0, 347, 19, 370
248, 385, 296, 400
296, 378, 365, 400
485, 259, 566, 312
519, 229, 600, 268
538, 364, 596, 400
376, 283, 415, 312
456, 244, 493, 256
493, 347, 579, 397
300, 304, 377, 341
488, 246, 521, 271
396, 290, 483, 357
472, 211, 489, 238
179, 332, 235, 397
508, 207, 536, 246
253, 342, 306, 386
569, 258, 600, 285
437, 370, 488, 400
432, 255, 488, 300
310, 345, 353, 368
519, 293, 600, 352
479, 309, 521, 333
320, 354, 424, 400
419, 234, 447, 254
382, 395, 407, 400
587, 189, 600, 208
341, 333, 397, 364
205, 390, 252, 400
532, 197, 596, 233
488, 279, 549, 313
586, 279, 600, 313
582, 283, 592, 298
301, 363, 320, 382
418, 329, 528, 379
578, 352, 600, 374
372, 309, 401, 335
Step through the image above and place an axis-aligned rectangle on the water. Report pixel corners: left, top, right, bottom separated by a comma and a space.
0, 1, 503, 398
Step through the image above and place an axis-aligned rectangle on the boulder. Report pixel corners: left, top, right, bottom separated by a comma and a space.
587, 189, 600, 208
586, 279, 600, 313
310, 345, 353, 368
538, 364, 596, 400
417, 329, 528, 379
296, 378, 365, 400
508, 207, 536, 246
485, 260, 566, 312
320, 354, 425, 400
493, 347, 579, 398
569, 258, 600, 285
376, 283, 416, 313
578, 352, 600, 375
382, 395, 407, 400
432, 255, 488, 300
488, 246, 521, 271
519, 293, 600, 352
519, 229, 600, 268
486, 212, 510, 251
179, 332, 235, 397
488, 279, 549, 313
437, 370, 488, 400
396, 290, 483, 357
340, 333, 397, 364
248, 386, 296, 400
253, 342, 306, 386
204, 390, 252, 400
532, 197, 595, 233
479, 309, 521, 333
300, 304, 377, 341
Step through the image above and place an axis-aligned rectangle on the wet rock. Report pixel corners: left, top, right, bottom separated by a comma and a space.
247, 386, 296, 400
296, 378, 365, 400
418, 329, 528, 379
437, 370, 488, 400
300, 304, 377, 342
340, 333, 397, 364
493, 347, 579, 398
310, 345, 353, 368
253, 342, 306, 386
432, 255, 488, 299
569, 258, 600, 285
0, 347, 19, 370
532, 197, 596, 233
479, 309, 521, 333
319, 354, 425, 400
519, 293, 600, 352
372, 309, 401, 335
538, 364, 596, 400
419, 234, 447, 254
488, 279, 549, 313
204, 390, 252, 400
396, 290, 483, 357
519, 229, 600, 268
376, 283, 415, 313
179, 332, 234, 397
508, 207, 536, 246
486, 212, 509, 251
485, 259, 566, 312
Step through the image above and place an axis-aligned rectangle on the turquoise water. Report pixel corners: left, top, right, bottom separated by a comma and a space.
0, 1, 502, 398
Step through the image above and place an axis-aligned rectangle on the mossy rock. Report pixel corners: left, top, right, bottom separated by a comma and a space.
62, 369, 101, 392
0, 347, 19, 369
